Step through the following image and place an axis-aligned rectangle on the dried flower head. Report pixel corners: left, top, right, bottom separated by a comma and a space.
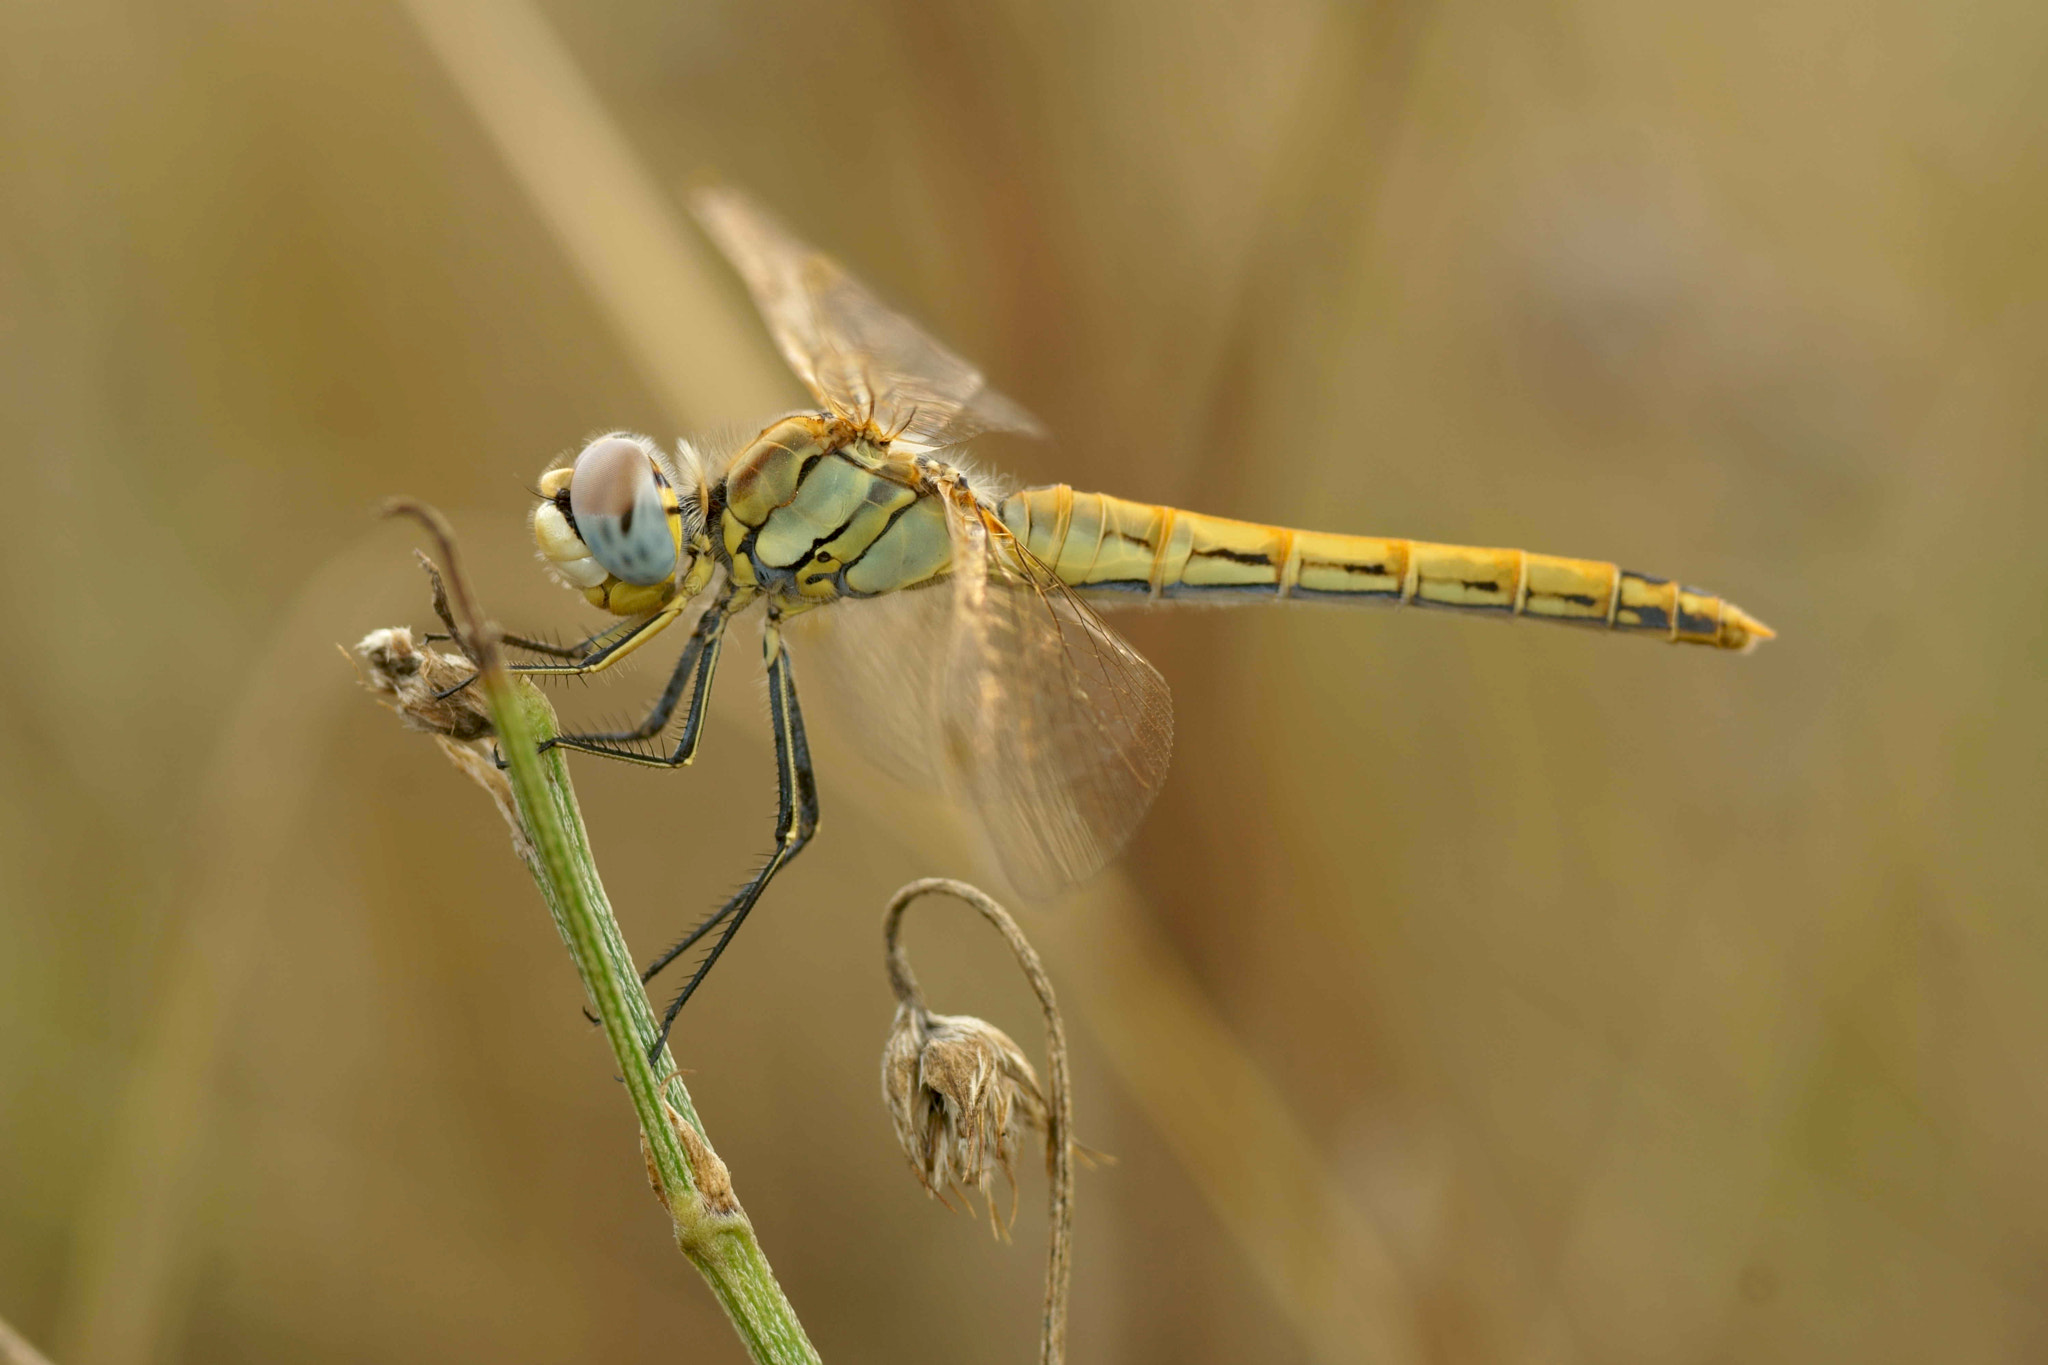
882, 877, 1081, 1363
883, 1002, 1049, 1236
351, 626, 492, 741
352, 625, 533, 861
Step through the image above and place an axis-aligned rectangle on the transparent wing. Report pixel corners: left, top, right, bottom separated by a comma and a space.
786, 491, 1174, 898
938, 490, 1174, 896
692, 186, 1046, 448
784, 582, 959, 792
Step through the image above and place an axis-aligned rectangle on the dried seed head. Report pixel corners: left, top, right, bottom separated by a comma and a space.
883, 1004, 1048, 1237
880, 878, 1084, 1363
351, 626, 531, 861
350, 626, 493, 741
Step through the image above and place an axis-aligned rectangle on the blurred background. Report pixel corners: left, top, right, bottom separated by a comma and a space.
3, 0, 2045, 1361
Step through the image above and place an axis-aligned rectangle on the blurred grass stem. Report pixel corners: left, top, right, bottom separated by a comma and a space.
57, 537, 446, 1365
0, 1312, 56, 1365
379, 500, 818, 1365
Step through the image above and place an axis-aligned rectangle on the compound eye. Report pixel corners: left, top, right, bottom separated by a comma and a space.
569, 435, 678, 585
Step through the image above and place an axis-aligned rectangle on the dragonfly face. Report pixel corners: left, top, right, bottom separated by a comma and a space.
531, 432, 715, 616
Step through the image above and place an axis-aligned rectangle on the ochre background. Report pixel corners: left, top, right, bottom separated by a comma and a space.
3, 1, 2044, 1362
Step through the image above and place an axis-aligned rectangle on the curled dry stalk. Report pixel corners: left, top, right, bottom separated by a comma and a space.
881, 877, 1079, 1365
355, 500, 817, 1365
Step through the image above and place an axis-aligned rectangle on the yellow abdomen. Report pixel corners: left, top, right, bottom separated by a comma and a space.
1000, 485, 1774, 652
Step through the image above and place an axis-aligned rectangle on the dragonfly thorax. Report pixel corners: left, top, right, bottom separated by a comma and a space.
718, 413, 954, 605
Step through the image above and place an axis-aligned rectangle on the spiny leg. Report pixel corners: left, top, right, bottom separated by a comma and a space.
546, 596, 738, 1029
427, 628, 594, 661
506, 609, 685, 677
644, 606, 814, 961
637, 608, 813, 980
547, 587, 740, 761
432, 601, 692, 702
499, 621, 631, 661
418, 555, 593, 660
543, 593, 744, 1029
644, 609, 818, 1062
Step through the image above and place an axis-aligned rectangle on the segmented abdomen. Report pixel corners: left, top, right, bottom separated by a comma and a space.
999, 484, 1773, 652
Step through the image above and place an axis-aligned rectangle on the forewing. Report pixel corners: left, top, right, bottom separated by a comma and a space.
783, 583, 957, 791
935, 490, 1174, 898
692, 187, 1046, 448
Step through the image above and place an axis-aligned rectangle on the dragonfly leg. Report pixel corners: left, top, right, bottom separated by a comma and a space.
418, 554, 596, 661
430, 603, 691, 702
506, 605, 690, 678
546, 588, 743, 763
643, 607, 818, 1062
424, 629, 591, 661
498, 622, 627, 661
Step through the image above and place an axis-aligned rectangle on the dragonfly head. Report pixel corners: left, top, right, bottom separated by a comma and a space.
532, 432, 713, 615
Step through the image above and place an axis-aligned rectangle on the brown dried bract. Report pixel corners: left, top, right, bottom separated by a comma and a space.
351, 627, 533, 861
350, 626, 492, 741
882, 1004, 1048, 1237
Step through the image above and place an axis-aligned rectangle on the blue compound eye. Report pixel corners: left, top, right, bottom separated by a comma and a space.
569, 435, 678, 586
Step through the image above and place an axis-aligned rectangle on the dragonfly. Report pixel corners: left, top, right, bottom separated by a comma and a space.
501, 187, 1773, 1059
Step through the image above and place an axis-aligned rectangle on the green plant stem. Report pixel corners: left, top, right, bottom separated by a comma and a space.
385, 502, 816, 1365
490, 682, 816, 1364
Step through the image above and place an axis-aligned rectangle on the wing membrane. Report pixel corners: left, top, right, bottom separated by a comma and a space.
936, 489, 1173, 897
692, 186, 1046, 448
786, 491, 1173, 898
784, 581, 958, 790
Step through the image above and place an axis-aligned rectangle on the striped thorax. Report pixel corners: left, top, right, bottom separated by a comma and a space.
718, 415, 954, 604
